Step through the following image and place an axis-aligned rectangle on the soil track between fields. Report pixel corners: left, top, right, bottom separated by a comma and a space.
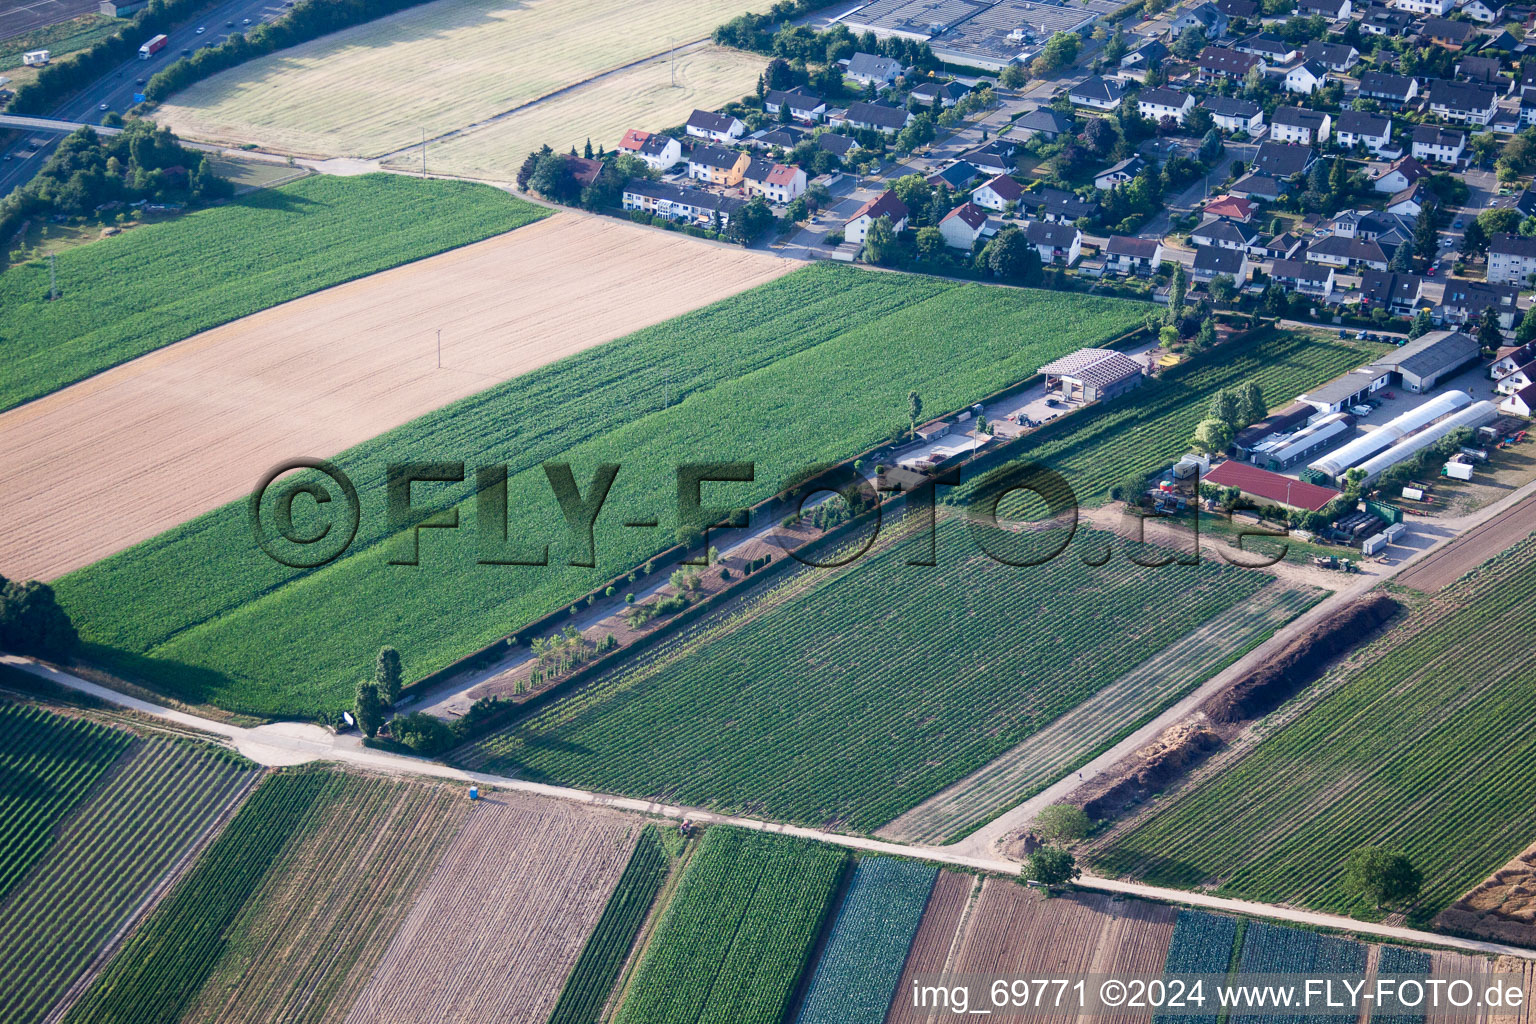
1395, 495, 1536, 592
0, 214, 791, 580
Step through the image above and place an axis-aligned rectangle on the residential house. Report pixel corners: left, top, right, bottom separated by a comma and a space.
1491, 341, 1536, 377
928, 160, 981, 191
1362, 4, 1416, 34
741, 157, 777, 196
817, 133, 859, 160
1094, 155, 1147, 190
764, 88, 826, 122
1025, 220, 1083, 264
1201, 95, 1265, 132
1203, 194, 1254, 220
1120, 38, 1170, 79
972, 172, 1025, 211
1197, 46, 1265, 81
939, 201, 991, 249
1193, 244, 1252, 282
751, 126, 806, 150
959, 139, 1017, 175
910, 80, 972, 107
1357, 70, 1419, 104
1307, 234, 1390, 270
1069, 76, 1125, 110
1231, 173, 1285, 200
1015, 108, 1074, 139
1336, 110, 1392, 152
1216, 0, 1260, 17
1357, 210, 1416, 249
1500, 382, 1536, 416
1190, 216, 1263, 252
1387, 180, 1430, 216
1388, 0, 1454, 16
687, 145, 750, 185
1284, 60, 1330, 95
1373, 154, 1429, 192
1266, 232, 1307, 259
1298, 0, 1351, 18
1235, 33, 1298, 63
1427, 79, 1499, 124
1302, 40, 1360, 70
1455, 55, 1504, 83
686, 110, 746, 143
1028, 187, 1101, 222
846, 52, 904, 86
1251, 141, 1318, 179
1171, 1, 1229, 37
1440, 280, 1524, 329
1359, 269, 1424, 315
1421, 17, 1479, 49
1411, 123, 1466, 163
1494, 360, 1536, 393
1104, 235, 1165, 274
1463, 0, 1508, 19
621, 180, 746, 227
1272, 257, 1336, 298
1138, 86, 1197, 123
1490, 185, 1536, 217
1271, 106, 1332, 145
758, 163, 806, 203
617, 129, 683, 171
844, 100, 912, 134
844, 190, 910, 244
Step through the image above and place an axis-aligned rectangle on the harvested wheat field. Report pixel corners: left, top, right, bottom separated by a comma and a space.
889, 879, 1176, 1024
343, 791, 640, 1024
0, 213, 790, 580
155, 0, 759, 157
381, 44, 764, 182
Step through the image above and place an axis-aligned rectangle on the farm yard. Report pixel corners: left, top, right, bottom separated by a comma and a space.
456, 518, 1274, 832
379, 44, 765, 182
177, 775, 464, 1024
4, 212, 789, 584
51, 266, 1145, 718
612, 827, 845, 1024
794, 856, 938, 1024
880, 582, 1323, 845
343, 791, 639, 1024
0, 174, 544, 413
153, 0, 763, 157
0, 723, 255, 1024
1094, 538, 1536, 925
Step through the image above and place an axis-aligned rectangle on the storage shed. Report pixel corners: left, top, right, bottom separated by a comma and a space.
1037, 348, 1145, 403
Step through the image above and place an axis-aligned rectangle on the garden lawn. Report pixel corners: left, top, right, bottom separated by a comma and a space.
0, 173, 545, 411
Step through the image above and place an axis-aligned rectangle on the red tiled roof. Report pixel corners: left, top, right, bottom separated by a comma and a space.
942, 201, 989, 230
1203, 195, 1253, 220
766, 163, 801, 186
618, 129, 651, 151
1204, 460, 1341, 511
848, 189, 910, 224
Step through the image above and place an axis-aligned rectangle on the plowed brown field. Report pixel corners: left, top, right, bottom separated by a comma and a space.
342, 791, 640, 1024
886, 871, 978, 1024
0, 213, 790, 580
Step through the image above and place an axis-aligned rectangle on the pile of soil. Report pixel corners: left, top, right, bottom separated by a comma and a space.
1080, 721, 1223, 821
1435, 842, 1536, 946
1202, 592, 1399, 724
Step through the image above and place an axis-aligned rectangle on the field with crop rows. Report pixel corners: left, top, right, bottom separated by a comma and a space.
0, 702, 134, 899
549, 826, 673, 1024
883, 582, 1322, 844
1095, 540, 1536, 922
953, 328, 1375, 508
456, 517, 1271, 831
1237, 923, 1366, 1024
1153, 911, 1238, 1024
345, 792, 638, 1024
614, 828, 846, 1024
178, 774, 464, 1024
1373, 947, 1432, 1024
0, 734, 255, 1024
63, 767, 339, 1024
795, 856, 938, 1024
885, 870, 976, 1024
155, 0, 761, 157
380, 44, 764, 182
0, 174, 543, 412
55, 265, 1145, 718
937, 880, 1176, 1024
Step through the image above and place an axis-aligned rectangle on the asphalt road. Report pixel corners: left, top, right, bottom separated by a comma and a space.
0, 0, 284, 193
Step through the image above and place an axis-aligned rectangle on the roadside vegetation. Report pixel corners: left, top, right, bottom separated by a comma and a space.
1, 172, 545, 410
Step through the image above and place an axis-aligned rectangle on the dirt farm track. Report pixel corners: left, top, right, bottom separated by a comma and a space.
1395, 495, 1536, 592
0, 213, 791, 580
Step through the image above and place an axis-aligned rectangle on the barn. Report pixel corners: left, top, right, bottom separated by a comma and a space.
1037, 348, 1146, 404
1203, 460, 1342, 512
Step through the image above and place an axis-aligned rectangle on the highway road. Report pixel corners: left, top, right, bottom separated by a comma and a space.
0, 0, 285, 194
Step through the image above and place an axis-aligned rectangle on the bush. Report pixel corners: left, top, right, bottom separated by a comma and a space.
392, 711, 455, 756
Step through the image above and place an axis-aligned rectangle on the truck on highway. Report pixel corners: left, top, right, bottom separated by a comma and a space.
22, 50, 50, 66
138, 34, 168, 58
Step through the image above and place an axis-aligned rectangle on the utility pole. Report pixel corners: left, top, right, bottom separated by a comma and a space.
48, 252, 57, 301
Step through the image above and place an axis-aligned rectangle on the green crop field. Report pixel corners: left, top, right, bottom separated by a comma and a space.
613, 828, 845, 1024
455, 519, 1273, 832
1095, 541, 1536, 923
63, 767, 339, 1024
0, 173, 545, 411
0, 702, 134, 900
0, 736, 255, 1024
549, 826, 672, 1024
55, 265, 1147, 718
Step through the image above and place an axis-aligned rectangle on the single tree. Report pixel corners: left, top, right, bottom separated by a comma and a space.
1209, 388, 1241, 430
1388, 238, 1414, 272
1164, 263, 1187, 325
1476, 304, 1505, 351
374, 646, 403, 706
1027, 845, 1081, 892
1413, 202, 1441, 266
1209, 273, 1237, 306
354, 681, 386, 739
864, 215, 898, 265
1193, 316, 1217, 352
1034, 804, 1091, 844
1192, 417, 1235, 454
1516, 303, 1536, 343
1343, 847, 1422, 908
1408, 308, 1433, 339
1239, 381, 1266, 426
908, 390, 924, 440
0, 577, 78, 659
